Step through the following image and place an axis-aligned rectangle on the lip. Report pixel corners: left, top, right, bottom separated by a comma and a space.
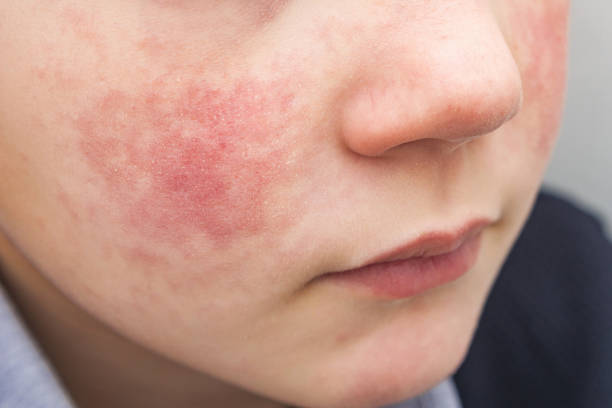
367, 218, 492, 263
317, 218, 492, 299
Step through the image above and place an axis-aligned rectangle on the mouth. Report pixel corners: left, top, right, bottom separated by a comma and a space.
316, 218, 493, 299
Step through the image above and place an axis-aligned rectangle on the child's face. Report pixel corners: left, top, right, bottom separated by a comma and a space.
0, 0, 568, 406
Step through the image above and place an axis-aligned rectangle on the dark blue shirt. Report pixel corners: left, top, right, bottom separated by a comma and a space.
455, 189, 612, 407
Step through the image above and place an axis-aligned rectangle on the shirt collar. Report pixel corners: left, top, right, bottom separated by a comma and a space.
0, 283, 76, 407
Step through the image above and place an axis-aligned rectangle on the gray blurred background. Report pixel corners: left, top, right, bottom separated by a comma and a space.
543, 0, 612, 238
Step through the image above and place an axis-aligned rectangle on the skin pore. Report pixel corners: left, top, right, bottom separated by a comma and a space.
0, 1, 568, 408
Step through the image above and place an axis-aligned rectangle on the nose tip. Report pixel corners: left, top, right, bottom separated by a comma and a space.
339, 31, 524, 157
340, 68, 523, 156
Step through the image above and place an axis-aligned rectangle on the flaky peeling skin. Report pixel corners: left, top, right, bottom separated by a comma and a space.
75, 76, 297, 248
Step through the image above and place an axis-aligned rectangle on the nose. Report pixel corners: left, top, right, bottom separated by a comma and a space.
339, 4, 523, 157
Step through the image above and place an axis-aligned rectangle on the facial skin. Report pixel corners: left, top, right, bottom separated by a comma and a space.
0, 1, 568, 407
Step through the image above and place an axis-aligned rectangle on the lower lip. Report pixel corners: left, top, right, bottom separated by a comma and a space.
319, 232, 483, 299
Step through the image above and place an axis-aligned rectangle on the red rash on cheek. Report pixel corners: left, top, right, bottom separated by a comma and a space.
75, 77, 296, 248
516, 3, 569, 155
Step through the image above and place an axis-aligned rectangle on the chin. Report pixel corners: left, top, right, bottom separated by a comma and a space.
288, 301, 478, 408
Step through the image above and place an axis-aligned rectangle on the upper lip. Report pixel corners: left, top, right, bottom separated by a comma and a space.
363, 217, 493, 266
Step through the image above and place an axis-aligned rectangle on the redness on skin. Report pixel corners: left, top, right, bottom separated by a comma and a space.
75, 76, 297, 248
515, 3, 569, 155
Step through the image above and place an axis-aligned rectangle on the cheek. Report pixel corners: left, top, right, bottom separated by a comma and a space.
73, 75, 298, 249
511, 2, 569, 156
